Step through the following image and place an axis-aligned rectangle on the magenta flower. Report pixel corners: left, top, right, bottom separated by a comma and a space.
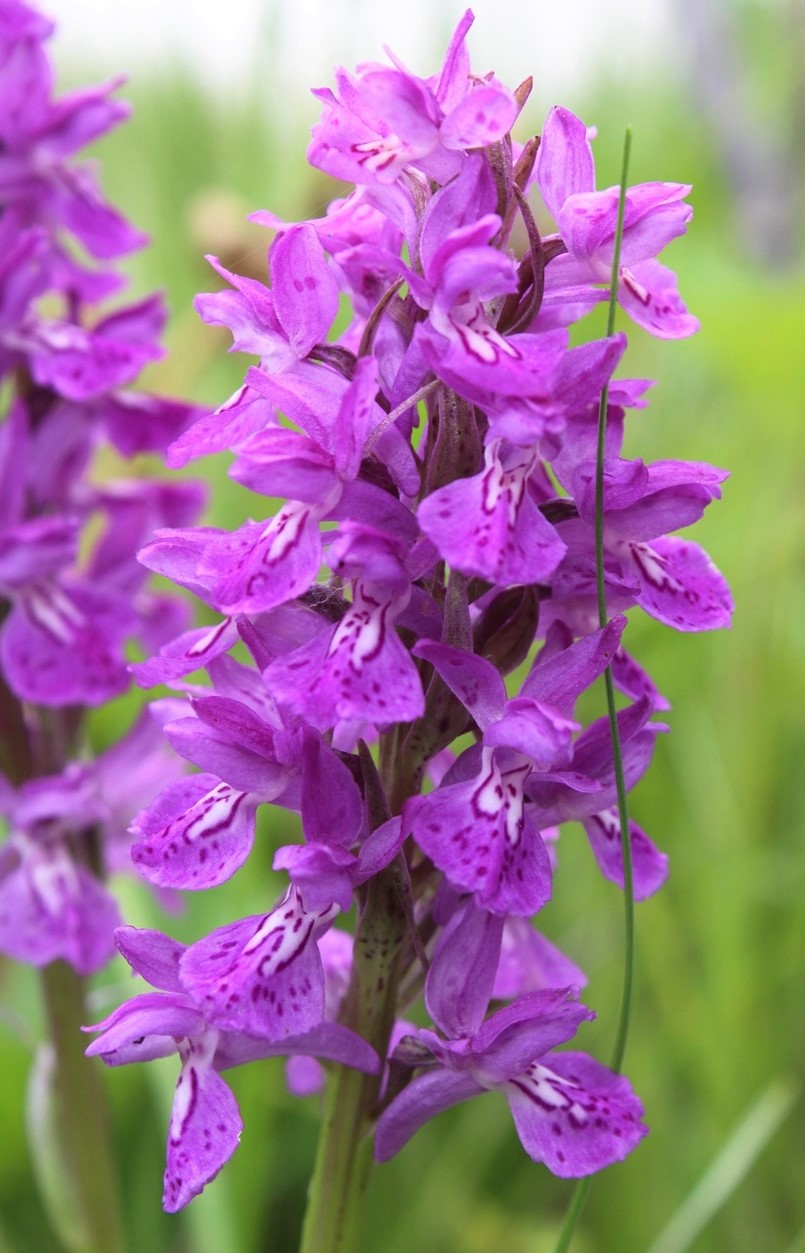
308, 11, 518, 187
0, 16, 145, 260
536, 106, 699, 338
375, 989, 647, 1175
131, 676, 364, 890
58, 4, 733, 1228
0, 767, 121, 973
264, 567, 426, 733
417, 439, 566, 586
194, 224, 339, 371
85, 925, 378, 1211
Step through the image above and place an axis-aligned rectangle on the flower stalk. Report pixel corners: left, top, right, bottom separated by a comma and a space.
39, 962, 127, 1253
300, 861, 408, 1253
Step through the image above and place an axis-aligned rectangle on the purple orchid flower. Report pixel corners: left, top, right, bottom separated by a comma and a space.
417, 438, 567, 587
536, 106, 698, 338
131, 680, 364, 891
0, 455, 202, 705
403, 620, 625, 914
308, 10, 518, 187
263, 528, 428, 732
84, 925, 379, 1211
375, 988, 647, 1175
386, 156, 570, 410
194, 224, 339, 373
554, 455, 733, 632
0, 234, 161, 398
193, 359, 388, 616
0, 765, 121, 973
176, 887, 340, 1040
0, 531, 134, 706
0, 20, 146, 261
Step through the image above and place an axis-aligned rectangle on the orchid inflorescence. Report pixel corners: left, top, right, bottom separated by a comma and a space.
0, 0, 732, 1234
0, 0, 205, 974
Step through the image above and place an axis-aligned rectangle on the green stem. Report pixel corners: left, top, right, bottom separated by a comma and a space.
299, 1063, 375, 1253
8, 695, 128, 1253
299, 861, 408, 1253
553, 1177, 593, 1253
39, 961, 126, 1253
594, 124, 635, 1075
553, 125, 635, 1253
602, 663, 636, 1074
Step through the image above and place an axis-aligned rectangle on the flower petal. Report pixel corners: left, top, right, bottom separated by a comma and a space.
270, 224, 339, 357
179, 899, 327, 1041
536, 107, 595, 222
374, 1069, 483, 1161
506, 1049, 647, 1176
131, 776, 259, 891
425, 901, 503, 1037
619, 259, 699, 339
114, 926, 188, 992
582, 809, 668, 900
628, 536, 733, 631
84, 992, 203, 1065
163, 1045, 242, 1212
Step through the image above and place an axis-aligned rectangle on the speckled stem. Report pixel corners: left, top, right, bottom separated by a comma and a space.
299, 858, 408, 1253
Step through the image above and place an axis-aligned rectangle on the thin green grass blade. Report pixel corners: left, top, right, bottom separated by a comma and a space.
553, 124, 633, 1253
597, 126, 634, 1075
781, 1220, 805, 1253
646, 1078, 798, 1253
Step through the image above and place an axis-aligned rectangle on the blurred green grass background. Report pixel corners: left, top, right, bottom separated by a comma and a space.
1, 4, 804, 1250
